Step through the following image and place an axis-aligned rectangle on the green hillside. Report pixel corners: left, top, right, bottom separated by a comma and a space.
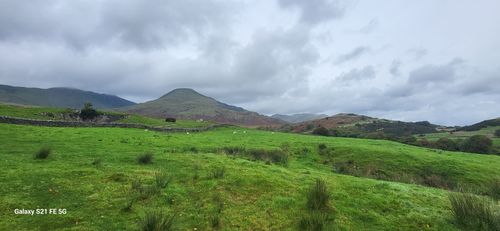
280, 113, 440, 140
271, 113, 328, 123
0, 103, 213, 129
120, 88, 284, 127
1, 121, 499, 230
0, 84, 135, 109
420, 125, 500, 154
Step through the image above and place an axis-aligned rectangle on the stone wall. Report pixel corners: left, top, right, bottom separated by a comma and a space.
0, 116, 225, 132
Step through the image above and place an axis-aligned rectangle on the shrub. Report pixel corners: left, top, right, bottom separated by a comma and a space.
139, 210, 175, 231
306, 179, 331, 211
154, 171, 171, 189
495, 129, 500, 138
137, 153, 154, 164
79, 102, 100, 121
449, 192, 500, 231
298, 212, 334, 231
211, 166, 226, 179
433, 137, 459, 151
312, 127, 329, 136
461, 135, 493, 154
34, 147, 51, 159
165, 117, 176, 123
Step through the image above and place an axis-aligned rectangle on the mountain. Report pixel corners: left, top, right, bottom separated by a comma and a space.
120, 88, 284, 126
280, 113, 440, 137
271, 113, 328, 123
458, 117, 500, 131
0, 84, 135, 109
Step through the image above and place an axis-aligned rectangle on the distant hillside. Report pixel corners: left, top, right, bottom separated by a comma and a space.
271, 113, 327, 123
458, 117, 500, 131
120, 88, 284, 127
0, 84, 135, 109
280, 113, 440, 138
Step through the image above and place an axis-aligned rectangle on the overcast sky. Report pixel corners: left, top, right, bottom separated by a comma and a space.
1, 0, 499, 125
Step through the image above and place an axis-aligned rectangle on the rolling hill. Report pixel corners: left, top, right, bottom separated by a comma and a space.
120, 88, 285, 127
280, 113, 440, 138
0, 84, 135, 109
271, 113, 328, 123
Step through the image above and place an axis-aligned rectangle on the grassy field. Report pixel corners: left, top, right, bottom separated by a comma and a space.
0, 103, 213, 129
1, 122, 499, 230
421, 126, 500, 152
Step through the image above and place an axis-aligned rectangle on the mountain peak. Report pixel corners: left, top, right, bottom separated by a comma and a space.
160, 88, 204, 99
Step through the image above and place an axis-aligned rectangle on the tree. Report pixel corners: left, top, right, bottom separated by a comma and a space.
460, 135, 492, 154
433, 137, 459, 151
495, 129, 500, 138
312, 126, 329, 136
165, 117, 176, 123
79, 102, 99, 121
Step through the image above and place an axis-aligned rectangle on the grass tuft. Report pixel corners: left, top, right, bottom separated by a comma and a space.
489, 179, 500, 200
449, 192, 500, 231
211, 166, 226, 179
137, 152, 154, 164
154, 171, 171, 189
34, 147, 51, 159
139, 210, 175, 231
298, 212, 334, 231
91, 158, 102, 167
306, 179, 331, 211
247, 149, 289, 165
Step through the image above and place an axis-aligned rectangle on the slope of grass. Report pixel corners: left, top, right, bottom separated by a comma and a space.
0, 103, 213, 129
1, 123, 499, 230
0, 104, 67, 120
116, 114, 213, 128
421, 126, 500, 153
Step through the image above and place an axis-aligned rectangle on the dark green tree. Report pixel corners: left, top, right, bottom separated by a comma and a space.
494, 129, 500, 138
312, 126, 329, 136
460, 135, 492, 154
79, 102, 99, 121
433, 137, 459, 151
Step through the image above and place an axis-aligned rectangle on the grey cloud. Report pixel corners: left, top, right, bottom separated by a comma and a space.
359, 19, 378, 34
0, 0, 231, 50
337, 66, 375, 82
278, 0, 346, 24
408, 59, 463, 85
389, 60, 401, 76
0, 1, 499, 126
407, 48, 428, 60
336, 46, 370, 64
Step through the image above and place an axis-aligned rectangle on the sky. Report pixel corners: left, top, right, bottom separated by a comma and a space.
1, 0, 499, 125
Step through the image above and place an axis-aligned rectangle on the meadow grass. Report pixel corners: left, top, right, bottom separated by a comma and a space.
0, 123, 499, 230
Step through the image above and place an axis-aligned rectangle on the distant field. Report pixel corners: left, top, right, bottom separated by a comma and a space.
0, 103, 213, 129
420, 125, 500, 152
1, 122, 499, 230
